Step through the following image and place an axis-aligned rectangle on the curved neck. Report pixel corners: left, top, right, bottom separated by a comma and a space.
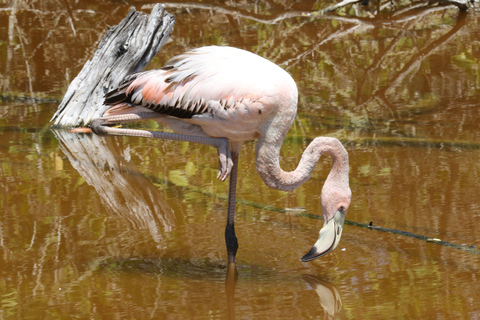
255, 135, 349, 192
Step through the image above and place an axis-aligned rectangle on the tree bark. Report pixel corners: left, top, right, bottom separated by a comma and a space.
51, 4, 175, 128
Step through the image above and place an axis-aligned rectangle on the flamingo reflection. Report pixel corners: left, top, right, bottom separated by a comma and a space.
302, 274, 343, 319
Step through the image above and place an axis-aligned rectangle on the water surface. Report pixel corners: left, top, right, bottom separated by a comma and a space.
0, 1, 479, 319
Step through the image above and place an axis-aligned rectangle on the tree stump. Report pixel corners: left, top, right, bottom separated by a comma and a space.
51, 4, 175, 128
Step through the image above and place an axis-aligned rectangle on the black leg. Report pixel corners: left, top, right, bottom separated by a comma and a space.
225, 151, 239, 262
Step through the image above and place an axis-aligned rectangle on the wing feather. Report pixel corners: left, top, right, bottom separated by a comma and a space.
103, 46, 297, 120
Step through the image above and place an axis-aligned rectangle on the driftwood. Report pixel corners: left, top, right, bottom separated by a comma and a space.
51, 4, 175, 128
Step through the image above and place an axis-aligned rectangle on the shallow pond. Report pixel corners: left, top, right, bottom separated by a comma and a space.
0, 1, 479, 319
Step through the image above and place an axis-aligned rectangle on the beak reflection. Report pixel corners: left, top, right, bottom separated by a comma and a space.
301, 274, 343, 317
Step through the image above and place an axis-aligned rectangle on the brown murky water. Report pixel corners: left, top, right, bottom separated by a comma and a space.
1, 0, 480, 319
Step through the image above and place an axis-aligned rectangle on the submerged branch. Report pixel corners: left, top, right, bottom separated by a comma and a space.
299, 212, 479, 255
351, 136, 480, 149
364, 221, 478, 253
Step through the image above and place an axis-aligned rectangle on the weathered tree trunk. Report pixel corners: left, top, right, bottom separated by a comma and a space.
51, 4, 175, 128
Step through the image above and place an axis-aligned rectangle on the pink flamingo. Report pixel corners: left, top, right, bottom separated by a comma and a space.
91, 46, 351, 262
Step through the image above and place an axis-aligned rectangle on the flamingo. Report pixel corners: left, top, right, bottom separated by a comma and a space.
91, 46, 351, 262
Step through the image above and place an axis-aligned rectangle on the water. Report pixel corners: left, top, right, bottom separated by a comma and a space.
1, 1, 479, 319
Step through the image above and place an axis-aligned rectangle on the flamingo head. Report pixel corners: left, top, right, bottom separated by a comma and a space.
301, 184, 351, 262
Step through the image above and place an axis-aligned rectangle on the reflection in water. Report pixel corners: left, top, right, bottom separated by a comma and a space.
55, 129, 243, 318
359, 10, 467, 112
53, 129, 176, 247
1, 0, 480, 318
225, 262, 238, 320
302, 275, 343, 319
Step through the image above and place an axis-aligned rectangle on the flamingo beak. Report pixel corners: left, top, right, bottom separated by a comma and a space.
300, 210, 345, 262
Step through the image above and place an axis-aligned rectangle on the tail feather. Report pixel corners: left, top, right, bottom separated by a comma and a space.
104, 103, 152, 117
104, 78, 136, 106
104, 70, 151, 106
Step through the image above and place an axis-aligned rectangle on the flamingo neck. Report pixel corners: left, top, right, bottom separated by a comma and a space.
255, 135, 349, 192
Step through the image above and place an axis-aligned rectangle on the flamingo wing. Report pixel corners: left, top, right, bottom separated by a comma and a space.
104, 68, 212, 119
104, 46, 294, 120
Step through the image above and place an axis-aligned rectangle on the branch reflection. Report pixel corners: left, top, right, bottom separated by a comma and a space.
52, 129, 176, 248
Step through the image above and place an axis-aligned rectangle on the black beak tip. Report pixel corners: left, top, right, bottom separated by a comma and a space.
300, 246, 318, 262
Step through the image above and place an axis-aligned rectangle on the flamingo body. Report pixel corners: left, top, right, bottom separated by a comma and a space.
104, 46, 297, 145
92, 46, 351, 262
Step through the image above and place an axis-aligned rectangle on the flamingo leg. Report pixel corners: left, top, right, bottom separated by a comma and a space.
225, 150, 239, 262
91, 114, 233, 181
